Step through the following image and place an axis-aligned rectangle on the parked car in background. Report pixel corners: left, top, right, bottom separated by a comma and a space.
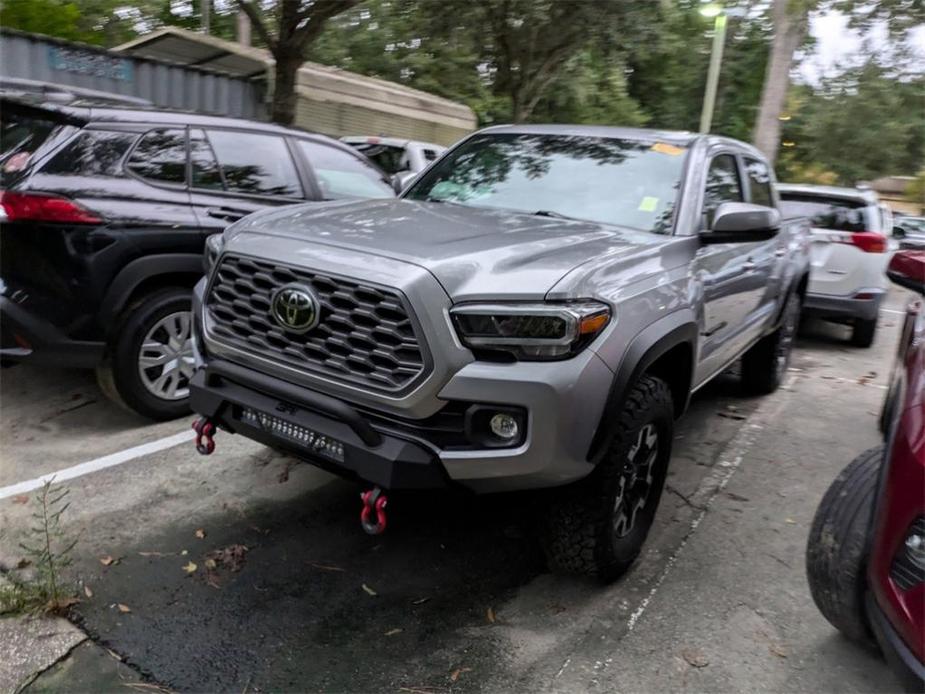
807, 250, 925, 692
0, 97, 394, 420
341, 136, 445, 189
778, 184, 890, 347
190, 125, 810, 580
893, 215, 925, 250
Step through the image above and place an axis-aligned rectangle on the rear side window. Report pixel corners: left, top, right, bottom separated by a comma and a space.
702, 154, 743, 225
297, 140, 394, 199
778, 195, 870, 232
41, 130, 137, 176
126, 129, 187, 184
206, 130, 301, 197
744, 157, 773, 207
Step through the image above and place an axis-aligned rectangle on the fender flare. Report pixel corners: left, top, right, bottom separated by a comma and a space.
98, 253, 203, 326
587, 312, 698, 464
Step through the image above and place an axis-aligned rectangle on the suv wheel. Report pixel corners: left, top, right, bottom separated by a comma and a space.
97, 288, 194, 420
541, 375, 674, 582
851, 317, 877, 348
741, 290, 800, 395
806, 446, 880, 646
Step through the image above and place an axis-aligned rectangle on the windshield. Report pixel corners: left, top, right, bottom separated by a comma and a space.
404, 133, 687, 234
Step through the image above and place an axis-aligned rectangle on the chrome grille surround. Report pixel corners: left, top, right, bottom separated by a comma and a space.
205, 254, 430, 393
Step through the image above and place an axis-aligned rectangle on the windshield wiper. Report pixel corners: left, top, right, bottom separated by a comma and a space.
533, 210, 580, 221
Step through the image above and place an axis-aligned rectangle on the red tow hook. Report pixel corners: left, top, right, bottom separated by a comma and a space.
192, 417, 216, 455
360, 487, 388, 535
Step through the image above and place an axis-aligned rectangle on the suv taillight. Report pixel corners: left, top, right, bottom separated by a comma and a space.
846, 231, 887, 253
0, 191, 102, 224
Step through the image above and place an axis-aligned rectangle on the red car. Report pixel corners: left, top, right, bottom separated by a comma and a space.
807, 249, 925, 691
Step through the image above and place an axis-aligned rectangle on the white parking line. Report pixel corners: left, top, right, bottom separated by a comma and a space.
0, 430, 194, 501
880, 308, 907, 315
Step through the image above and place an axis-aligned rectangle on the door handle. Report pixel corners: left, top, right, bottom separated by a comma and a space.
206, 207, 247, 222
775, 248, 787, 258
742, 260, 757, 272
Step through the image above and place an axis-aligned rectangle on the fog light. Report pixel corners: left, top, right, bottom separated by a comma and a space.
490, 413, 519, 440
907, 533, 925, 570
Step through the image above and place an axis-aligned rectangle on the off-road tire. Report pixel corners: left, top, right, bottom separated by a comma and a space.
541, 375, 674, 583
851, 317, 877, 348
741, 291, 801, 395
96, 288, 193, 421
805, 446, 881, 645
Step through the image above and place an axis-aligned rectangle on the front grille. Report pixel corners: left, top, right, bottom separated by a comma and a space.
206, 255, 427, 392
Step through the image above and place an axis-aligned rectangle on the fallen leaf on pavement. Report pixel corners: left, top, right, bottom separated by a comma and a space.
384, 628, 402, 636
16, 558, 31, 569
725, 492, 750, 502
769, 643, 788, 658
411, 597, 430, 605
195, 529, 206, 539
205, 544, 248, 572
785, 518, 797, 525
681, 648, 709, 668
182, 561, 198, 574
204, 558, 217, 570
449, 667, 472, 682
11, 494, 29, 505
308, 562, 345, 572
180, 549, 188, 556
100, 555, 117, 566
106, 649, 122, 661
486, 607, 496, 623
362, 583, 377, 596
84, 585, 93, 598
116, 603, 131, 613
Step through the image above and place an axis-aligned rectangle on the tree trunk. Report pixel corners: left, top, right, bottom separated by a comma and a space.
270, 52, 302, 125
753, 0, 809, 164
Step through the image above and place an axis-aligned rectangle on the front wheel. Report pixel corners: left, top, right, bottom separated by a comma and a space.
805, 446, 880, 645
97, 288, 194, 421
741, 291, 801, 395
541, 375, 674, 582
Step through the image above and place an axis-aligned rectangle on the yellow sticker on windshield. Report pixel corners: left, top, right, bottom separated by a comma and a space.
651, 142, 685, 156
639, 196, 659, 212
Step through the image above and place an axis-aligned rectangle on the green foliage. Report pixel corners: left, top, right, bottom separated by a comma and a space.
777, 60, 925, 184
0, 480, 78, 616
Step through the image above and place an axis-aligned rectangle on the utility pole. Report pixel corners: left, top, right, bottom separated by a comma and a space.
200, 0, 210, 35
699, 10, 727, 134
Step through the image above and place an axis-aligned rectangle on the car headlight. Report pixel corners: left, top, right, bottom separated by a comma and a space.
203, 233, 225, 274
450, 301, 611, 360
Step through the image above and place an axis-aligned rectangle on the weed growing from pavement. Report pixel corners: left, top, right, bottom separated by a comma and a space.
0, 480, 78, 615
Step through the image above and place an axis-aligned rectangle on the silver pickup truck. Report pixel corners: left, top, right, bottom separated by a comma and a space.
189, 125, 810, 581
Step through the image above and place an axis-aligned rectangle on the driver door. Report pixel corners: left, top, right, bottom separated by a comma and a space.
693, 153, 762, 384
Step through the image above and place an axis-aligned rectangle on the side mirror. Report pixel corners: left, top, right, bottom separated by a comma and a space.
700, 202, 781, 244
892, 225, 906, 239
887, 250, 925, 295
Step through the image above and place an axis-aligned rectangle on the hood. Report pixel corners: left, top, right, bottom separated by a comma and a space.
226, 199, 659, 300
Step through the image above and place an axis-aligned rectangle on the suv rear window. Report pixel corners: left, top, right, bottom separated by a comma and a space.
42, 129, 137, 176
0, 107, 78, 181
779, 195, 872, 232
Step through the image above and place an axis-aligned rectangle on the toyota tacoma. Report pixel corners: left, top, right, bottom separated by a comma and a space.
190, 125, 811, 580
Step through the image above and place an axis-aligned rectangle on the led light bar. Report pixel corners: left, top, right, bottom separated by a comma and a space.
241, 408, 345, 463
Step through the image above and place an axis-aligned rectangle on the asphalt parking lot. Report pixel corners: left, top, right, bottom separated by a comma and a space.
0, 290, 913, 693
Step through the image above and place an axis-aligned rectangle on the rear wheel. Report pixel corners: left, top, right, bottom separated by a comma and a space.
541, 375, 674, 582
97, 288, 194, 421
741, 291, 800, 395
805, 446, 881, 645
851, 317, 877, 348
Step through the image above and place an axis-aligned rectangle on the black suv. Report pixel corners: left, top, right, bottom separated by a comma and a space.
0, 98, 395, 419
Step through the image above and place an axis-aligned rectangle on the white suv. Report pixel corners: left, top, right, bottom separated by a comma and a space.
778, 184, 890, 347
341, 136, 445, 189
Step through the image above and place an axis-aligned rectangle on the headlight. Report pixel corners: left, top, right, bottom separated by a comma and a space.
203, 233, 224, 274
450, 301, 611, 360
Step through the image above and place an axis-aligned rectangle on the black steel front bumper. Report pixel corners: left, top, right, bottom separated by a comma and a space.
0, 296, 105, 367
866, 592, 925, 692
189, 359, 451, 490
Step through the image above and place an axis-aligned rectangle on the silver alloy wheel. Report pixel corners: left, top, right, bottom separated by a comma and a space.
137, 311, 195, 401
613, 423, 659, 538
